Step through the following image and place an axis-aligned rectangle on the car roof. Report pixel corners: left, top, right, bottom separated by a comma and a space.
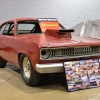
0, 18, 58, 26
14, 18, 38, 22
1, 18, 38, 25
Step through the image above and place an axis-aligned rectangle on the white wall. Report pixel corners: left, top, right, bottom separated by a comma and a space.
0, 0, 100, 28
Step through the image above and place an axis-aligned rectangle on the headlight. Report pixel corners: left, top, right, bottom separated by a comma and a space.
41, 49, 51, 59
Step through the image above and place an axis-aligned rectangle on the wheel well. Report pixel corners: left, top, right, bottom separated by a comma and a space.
18, 53, 30, 66
18, 53, 23, 66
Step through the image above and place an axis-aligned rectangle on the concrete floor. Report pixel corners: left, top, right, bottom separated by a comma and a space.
0, 64, 100, 100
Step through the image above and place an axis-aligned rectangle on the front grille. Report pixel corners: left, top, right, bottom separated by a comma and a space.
41, 46, 100, 60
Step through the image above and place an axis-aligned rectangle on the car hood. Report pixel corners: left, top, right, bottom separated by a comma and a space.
18, 34, 100, 48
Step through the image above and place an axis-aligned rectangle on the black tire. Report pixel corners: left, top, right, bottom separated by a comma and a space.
20, 54, 41, 86
0, 58, 6, 68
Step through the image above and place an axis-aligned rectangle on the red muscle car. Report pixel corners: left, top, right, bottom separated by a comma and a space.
0, 18, 100, 86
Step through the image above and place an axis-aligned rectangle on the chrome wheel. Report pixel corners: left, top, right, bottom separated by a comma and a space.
20, 54, 41, 86
23, 56, 31, 78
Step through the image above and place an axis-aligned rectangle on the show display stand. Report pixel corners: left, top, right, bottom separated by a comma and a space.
64, 59, 100, 92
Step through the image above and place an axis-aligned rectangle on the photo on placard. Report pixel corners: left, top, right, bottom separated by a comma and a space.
98, 59, 100, 76
93, 62, 99, 74
81, 70, 88, 77
72, 61, 79, 74
89, 81, 97, 88
77, 64, 87, 79
92, 59, 99, 63
86, 59, 93, 64
87, 60, 98, 88
79, 60, 86, 65
96, 75, 100, 87
77, 61, 89, 89
96, 64, 100, 76
81, 76, 90, 89
78, 60, 87, 74
65, 67, 73, 74
64, 62, 77, 91
95, 62, 100, 87
74, 73, 83, 90
64, 62, 74, 81
87, 60, 99, 87
89, 75, 97, 88
75, 81, 83, 90
66, 72, 74, 81
74, 74, 81, 82
88, 63, 96, 76
67, 80, 76, 92
64, 62, 72, 69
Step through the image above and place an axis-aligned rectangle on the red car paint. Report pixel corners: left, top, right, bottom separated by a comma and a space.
0, 18, 100, 72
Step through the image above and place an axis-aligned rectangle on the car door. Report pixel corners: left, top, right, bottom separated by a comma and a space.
0, 22, 15, 63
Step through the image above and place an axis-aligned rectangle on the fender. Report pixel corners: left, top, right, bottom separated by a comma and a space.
18, 51, 40, 71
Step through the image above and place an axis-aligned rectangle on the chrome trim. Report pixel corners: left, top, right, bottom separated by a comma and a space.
40, 46, 100, 60
36, 63, 64, 73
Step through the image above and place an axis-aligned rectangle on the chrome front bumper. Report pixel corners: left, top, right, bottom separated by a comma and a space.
35, 63, 64, 73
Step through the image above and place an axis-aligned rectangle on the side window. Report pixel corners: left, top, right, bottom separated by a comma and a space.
0, 24, 7, 34
7, 24, 14, 36
18, 24, 35, 34
17, 21, 42, 35
3, 24, 10, 35
3, 22, 14, 36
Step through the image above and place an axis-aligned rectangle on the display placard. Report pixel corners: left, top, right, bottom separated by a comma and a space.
39, 22, 60, 32
64, 59, 100, 92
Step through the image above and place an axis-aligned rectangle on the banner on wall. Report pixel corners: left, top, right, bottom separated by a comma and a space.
64, 59, 100, 92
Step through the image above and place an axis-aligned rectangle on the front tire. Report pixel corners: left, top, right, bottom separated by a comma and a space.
0, 58, 6, 68
20, 54, 41, 86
